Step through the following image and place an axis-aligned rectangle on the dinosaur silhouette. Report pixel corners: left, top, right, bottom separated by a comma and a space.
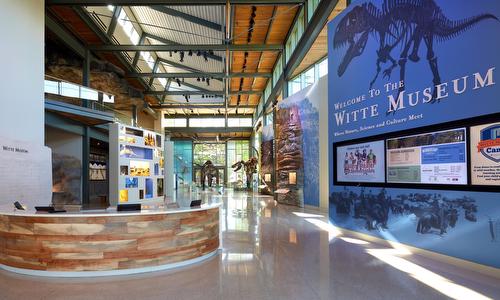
333, 0, 498, 101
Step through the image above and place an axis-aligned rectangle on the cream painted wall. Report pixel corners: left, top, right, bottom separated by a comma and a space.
0, 0, 44, 145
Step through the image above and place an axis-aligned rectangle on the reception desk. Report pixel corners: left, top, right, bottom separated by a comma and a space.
0, 201, 221, 277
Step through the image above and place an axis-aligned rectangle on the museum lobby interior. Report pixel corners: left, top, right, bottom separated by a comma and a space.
0, 0, 499, 299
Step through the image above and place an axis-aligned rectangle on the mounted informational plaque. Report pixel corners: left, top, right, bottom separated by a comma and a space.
470, 122, 500, 186
0, 137, 52, 208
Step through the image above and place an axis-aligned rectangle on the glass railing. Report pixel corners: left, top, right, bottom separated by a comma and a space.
44, 75, 131, 125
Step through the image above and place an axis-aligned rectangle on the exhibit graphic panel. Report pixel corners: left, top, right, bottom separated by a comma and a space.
328, 0, 500, 268
276, 81, 320, 207
0, 137, 52, 209
328, 0, 500, 143
386, 128, 467, 185
336, 141, 385, 183
110, 123, 165, 205
471, 122, 500, 185
329, 186, 500, 268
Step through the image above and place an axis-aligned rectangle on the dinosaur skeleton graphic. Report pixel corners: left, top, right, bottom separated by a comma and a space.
333, 0, 498, 101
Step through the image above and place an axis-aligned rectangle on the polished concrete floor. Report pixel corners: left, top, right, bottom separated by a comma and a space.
0, 190, 499, 300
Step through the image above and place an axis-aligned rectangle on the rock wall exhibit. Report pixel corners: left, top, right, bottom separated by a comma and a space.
45, 40, 144, 110
328, 0, 500, 267
260, 125, 274, 189
276, 84, 320, 207
52, 153, 82, 207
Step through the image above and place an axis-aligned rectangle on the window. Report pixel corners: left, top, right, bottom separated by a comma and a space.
289, 76, 302, 95
60, 82, 80, 98
193, 143, 226, 166
158, 77, 168, 88
303, 67, 315, 88
174, 141, 193, 185
116, 9, 141, 46
141, 51, 155, 69
228, 118, 253, 127
44, 80, 59, 94
227, 141, 250, 186
164, 118, 187, 128
80, 87, 98, 101
318, 58, 328, 78
189, 118, 225, 128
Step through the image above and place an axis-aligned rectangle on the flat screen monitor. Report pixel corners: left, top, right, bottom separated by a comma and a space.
117, 203, 142, 211
190, 200, 202, 207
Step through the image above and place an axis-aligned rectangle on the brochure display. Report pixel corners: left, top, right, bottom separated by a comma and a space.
386, 128, 467, 185
110, 123, 164, 205
470, 122, 500, 186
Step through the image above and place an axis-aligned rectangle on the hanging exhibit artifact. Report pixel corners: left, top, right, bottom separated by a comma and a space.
231, 157, 258, 189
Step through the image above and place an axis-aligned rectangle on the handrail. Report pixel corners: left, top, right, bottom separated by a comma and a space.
45, 75, 115, 99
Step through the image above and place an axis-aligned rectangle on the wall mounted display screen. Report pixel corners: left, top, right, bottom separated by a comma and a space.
120, 145, 153, 160
387, 128, 467, 184
470, 122, 500, 186
336, 140, 385, 183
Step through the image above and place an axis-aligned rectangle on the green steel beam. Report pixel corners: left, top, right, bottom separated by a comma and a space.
47, 0, 304, 5
144, 90, 262, 96
45, 13, 89, 59
144, 33, 223, 62
73, 6, 151, 94
126, 72, 272, 79
153, 104, 255, 109
88, 44, 283, 52
107, 6, 122, 37
263, 0, 339, 111
166, 127, 253, 133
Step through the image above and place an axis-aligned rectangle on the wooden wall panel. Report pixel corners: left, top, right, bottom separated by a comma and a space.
0, 208, 220, 272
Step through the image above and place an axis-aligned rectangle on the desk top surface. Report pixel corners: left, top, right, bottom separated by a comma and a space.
0, 197, 221, 218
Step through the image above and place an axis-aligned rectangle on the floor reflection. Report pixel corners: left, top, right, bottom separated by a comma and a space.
0, 190, 498, 300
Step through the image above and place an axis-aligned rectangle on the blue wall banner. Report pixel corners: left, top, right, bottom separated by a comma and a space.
328, 0, 500, 143
328, 0, 500, 268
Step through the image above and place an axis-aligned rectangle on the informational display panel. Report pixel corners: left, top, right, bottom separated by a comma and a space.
109, 123, 164, 205
470, 122, 500, 185
337, 141, 385, 183
386, 128, 467, 184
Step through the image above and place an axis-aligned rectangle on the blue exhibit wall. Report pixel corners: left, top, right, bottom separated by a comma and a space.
276, 83, 320, 207
327, 0, 500, 267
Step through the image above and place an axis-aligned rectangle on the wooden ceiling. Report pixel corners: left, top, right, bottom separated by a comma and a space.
47, 2, 347, 116
230, 5, 298, 106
